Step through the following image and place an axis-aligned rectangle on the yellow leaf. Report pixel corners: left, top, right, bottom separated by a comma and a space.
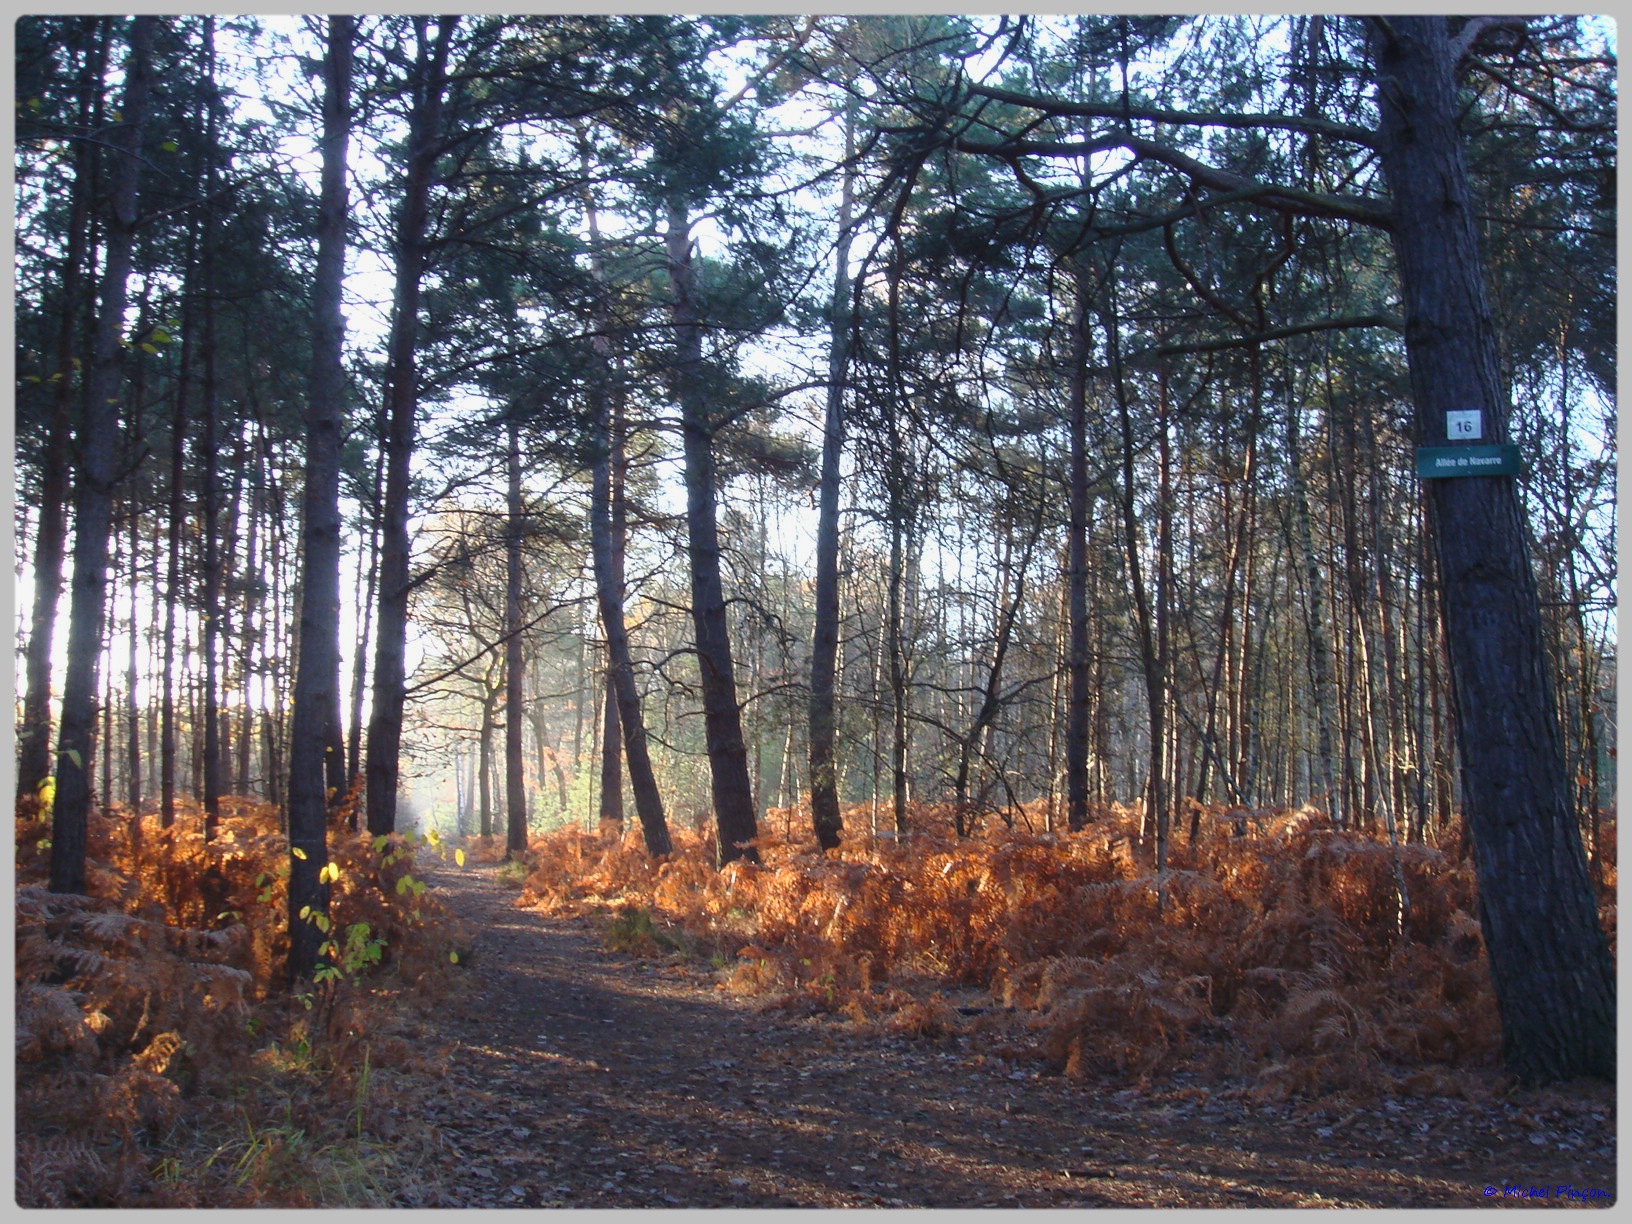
291, 846, 308, 860
455, 848, 466, 867
449, 951, 460, 964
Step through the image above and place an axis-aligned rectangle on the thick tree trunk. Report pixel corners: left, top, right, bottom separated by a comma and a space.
598, 667, 624, 828
808, 101, 857, 852
17, 22, 104, 805
504, 415, 529, 858
664, 195, 758, 865
365, 16, 454, 835
286, 15, 351, 985
50, 15, 153, 894
1370, 14, 1613, 1082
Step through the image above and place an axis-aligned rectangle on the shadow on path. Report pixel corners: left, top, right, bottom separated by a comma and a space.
409, 858, 1613, 1209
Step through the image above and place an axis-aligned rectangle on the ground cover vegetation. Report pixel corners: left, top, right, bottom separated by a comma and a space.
517, 803, 1615, 1100
13, 12, 1615, 1206
14, 792, 474, 1206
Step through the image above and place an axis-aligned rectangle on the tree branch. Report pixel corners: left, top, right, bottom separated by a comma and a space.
964, 79, 1379, 149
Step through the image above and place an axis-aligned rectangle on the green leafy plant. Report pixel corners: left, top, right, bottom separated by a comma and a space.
494, 859, 529, 887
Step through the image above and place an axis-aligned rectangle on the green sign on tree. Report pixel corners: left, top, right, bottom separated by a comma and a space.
1415, 444, 1524, 479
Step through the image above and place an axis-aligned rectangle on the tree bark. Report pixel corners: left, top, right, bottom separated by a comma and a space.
50, 15, 153, 894
1284, 374, 1341, 824
197, 15, 224, 839
598, 666, 623, 828
348, 444, 383, 791
1103, 279, 1165, 860
17, 20, 105, 805
808, 99, 857, 852
504, 414, 529, 858
664, 194, 758, 865
286, 14, 351, 984
585, 179, 670, 856
1369, 15, 1613, 1082
365, 16, 455, 835
478, 680, 496, 838
1064, 273, 1093, 831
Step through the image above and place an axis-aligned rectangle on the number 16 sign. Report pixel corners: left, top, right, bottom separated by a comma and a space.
1447, 410, 1482, 440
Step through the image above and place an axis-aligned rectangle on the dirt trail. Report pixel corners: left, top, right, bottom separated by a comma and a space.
405, 859, 1615, 1209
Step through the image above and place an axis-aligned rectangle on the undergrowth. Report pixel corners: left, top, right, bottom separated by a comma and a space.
14, 793, 471, 1207
516, 800, 1617, 1103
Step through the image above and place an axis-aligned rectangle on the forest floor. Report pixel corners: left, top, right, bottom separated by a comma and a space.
393, 857, 1616, 1209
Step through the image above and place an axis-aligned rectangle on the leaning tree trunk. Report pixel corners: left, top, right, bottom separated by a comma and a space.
664, 194, 758, 866
584, 178, 670, 856
365, 16, 454, 835
50, 16, 153, 895
1370, 14, 1613, 1082
588, 407, 671, 856
286, 14, 351, 984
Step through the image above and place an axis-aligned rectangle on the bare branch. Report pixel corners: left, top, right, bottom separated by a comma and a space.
1450, 15, 1529, 70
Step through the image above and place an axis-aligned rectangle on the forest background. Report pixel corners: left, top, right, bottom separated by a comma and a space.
9, 12, 1619, 1204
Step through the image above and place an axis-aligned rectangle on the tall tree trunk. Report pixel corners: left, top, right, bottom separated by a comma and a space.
1370, 15, 1613, 1082
1103, 280, 1164, 861
365, 16, 455, 835
1284, 378, 1340, 823
17, 21, 105, 805
598, 667, 623, 828
237, 421, 261, 795
50, 15, 153, 894
886, 505, 911, 836
478, 683, 495, 838
159, 213, 199, 829
347, 444, 383, 792
584, 176, 669, 855
1064, 274, 1093, 831
664, 194, 758, 865
125, 504, 142, 815
194, 15, 226, 839
807, 99, 857, 852
504, 414, 529, 858
286, 14, 351, 985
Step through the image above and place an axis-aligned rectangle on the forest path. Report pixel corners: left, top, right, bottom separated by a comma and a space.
408, 858, 1613, 1209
